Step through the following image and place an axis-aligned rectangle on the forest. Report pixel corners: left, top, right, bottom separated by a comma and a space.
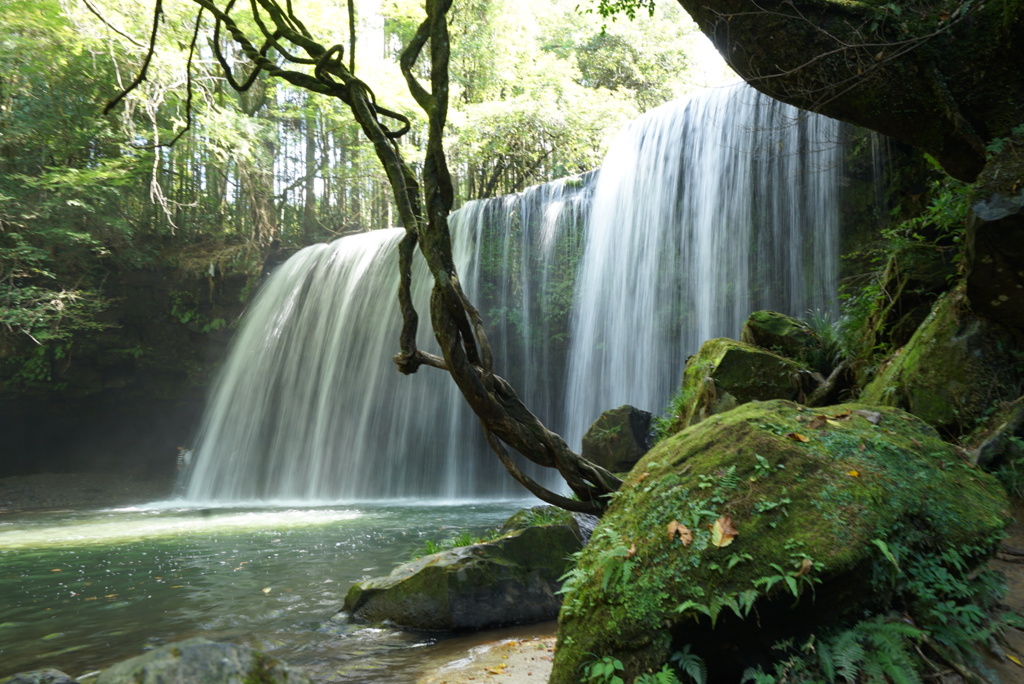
2, 0, 1024, 682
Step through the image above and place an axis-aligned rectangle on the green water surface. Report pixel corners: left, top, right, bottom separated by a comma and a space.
0, 501, 528, 681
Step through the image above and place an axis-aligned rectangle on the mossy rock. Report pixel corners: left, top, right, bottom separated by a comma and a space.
95, 638, 311, 684
665, 338, 815, 433
740, 310, 822, 365
860, 285, 1022, 435
343, 525, 580, 631
581, 405, 654, 474
551, 399, 1007, 682
0, 670, 76, 684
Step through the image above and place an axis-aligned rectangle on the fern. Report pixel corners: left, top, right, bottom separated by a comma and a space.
827, 627, 867, 683
739, 667, 777, 683
670, 645, 708, 684
635, 664, 684, 683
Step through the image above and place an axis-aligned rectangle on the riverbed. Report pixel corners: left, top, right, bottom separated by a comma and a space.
0, 497, 537, 681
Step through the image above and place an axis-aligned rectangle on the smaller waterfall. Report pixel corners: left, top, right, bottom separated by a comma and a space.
564, 84, 843, 443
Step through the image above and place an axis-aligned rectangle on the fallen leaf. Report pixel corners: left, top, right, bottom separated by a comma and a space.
795, 557, 814, 577
854, 409, 883, 425
830, 410, 853, 421
848, 470, 860, 477
626, 542, 637, 559
785, 432, 810, 443
636, 472, 650, 484
711, 515, 738, 548
825, 419, 843, 428
668, 520, 693, 546
1008, 653, 1023, 667
261, 587, 272, 594
858, 442, 867, 452
807, 416, 827, 429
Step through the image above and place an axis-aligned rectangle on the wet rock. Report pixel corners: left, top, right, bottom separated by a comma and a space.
343, 525, 581, 631
1, 670, 78, 684
94, 638, 311, 684
551, 400, 1007, 682
581, 405, 654, 474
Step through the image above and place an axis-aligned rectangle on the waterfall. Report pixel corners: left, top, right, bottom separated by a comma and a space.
182, 83, 845, 504
564, 83, 842, 443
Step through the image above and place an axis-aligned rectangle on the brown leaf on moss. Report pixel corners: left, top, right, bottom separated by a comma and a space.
785, 432, 810, 443
711, 515, 738, 548
667, 520, 693, 546
807, 415, 827, 429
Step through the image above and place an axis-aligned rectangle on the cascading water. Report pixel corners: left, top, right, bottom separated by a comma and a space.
564, 83, 842, 443
183, 82, 847, 503
182, 179, 588, 502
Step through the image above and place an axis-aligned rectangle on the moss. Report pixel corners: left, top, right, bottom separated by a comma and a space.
861, 285, 1022, 435
551, 399, 1007, 682
665, 338, 812, 433
740, 310, 822, 363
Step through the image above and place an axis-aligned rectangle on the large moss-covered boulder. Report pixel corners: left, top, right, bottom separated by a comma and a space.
551, 399, 1007, 682
861, 286, 1022, 435
665, 338, 814, 433
581, 405, 654, 474
343, 524, 580, 631
95, 638, 311, 684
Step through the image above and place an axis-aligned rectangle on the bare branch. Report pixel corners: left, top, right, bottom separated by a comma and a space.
82, 0, 145, 48
103, 0, 163, 115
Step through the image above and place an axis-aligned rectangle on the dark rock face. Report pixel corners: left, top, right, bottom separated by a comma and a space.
551, 400, 1008, 682
94, 638, 311, 684
1, 266, 250, 479
581, 405, 654, 474
343, 525, 581, 631
967, 212, 1024, 335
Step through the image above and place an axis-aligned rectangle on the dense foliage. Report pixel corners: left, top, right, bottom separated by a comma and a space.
0, 0, 700, 389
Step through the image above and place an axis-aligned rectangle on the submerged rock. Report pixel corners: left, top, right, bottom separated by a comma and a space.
343, 525, 580, 631
664, 338, 815, 433
94, 638, 311, 683
861, 286, 1022, 435
1, 670, 78, 684
551, 399, 1007, 682
581, 405, 654, 474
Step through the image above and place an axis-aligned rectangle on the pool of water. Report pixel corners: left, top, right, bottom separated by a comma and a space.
0, 500, 533, 681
